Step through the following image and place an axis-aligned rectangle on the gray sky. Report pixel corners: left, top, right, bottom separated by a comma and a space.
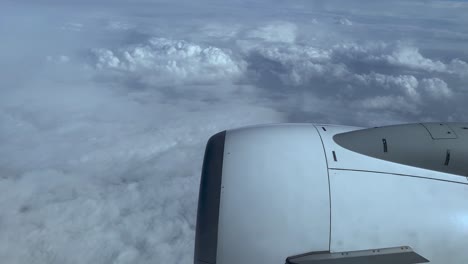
1, 1, 468, 263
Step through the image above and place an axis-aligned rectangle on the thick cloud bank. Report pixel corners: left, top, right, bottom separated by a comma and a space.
1, 1, 468, 263
92, 38, 245, 85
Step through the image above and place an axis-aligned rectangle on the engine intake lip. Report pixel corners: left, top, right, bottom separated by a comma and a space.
194, 131, 226, 264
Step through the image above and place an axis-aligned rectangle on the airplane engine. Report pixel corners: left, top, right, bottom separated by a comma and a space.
194, 123, 468, 264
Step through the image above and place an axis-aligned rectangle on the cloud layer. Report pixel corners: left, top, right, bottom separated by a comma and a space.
1, 1, 468, 263
92, 38, 245, 86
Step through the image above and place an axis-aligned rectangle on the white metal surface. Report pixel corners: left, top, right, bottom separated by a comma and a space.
217, 124, 330, 264
287, 246, 428, 264
317, 125, 468, 184
329, 169, 468, 264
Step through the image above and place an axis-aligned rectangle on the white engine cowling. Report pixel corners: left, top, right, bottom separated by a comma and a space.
195, 123, 468, 264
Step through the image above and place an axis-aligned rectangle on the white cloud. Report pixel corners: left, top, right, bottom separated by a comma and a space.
420, 78, 453, 99
236, 33, 464, 125
333, 43, 468, 78
384, 46, 447, 72
93, 38, 246, 85
245, 22, 298, 43
94, 49, 121, 68
355, 73, 420, 101
0, 76, 283, 264
447, 58, 468, 78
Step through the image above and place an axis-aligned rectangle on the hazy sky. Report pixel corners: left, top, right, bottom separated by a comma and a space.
1, 1, 468, 263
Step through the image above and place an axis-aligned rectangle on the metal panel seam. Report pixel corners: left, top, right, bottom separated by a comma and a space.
313, 125, 332, 251
329, 168, 468, 185
419, 122, 435, 139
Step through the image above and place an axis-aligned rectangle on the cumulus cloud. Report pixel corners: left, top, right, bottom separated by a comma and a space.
92, 38, 246, 86
333, 42, 468, 77
234, 23, 465, 124
385, 46, 447, 71
354, 73, 420, 100
447, 58, 468, 78
420, 78, 453, 99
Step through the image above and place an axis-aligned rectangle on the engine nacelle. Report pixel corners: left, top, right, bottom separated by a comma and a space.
195, 123, 468, 264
